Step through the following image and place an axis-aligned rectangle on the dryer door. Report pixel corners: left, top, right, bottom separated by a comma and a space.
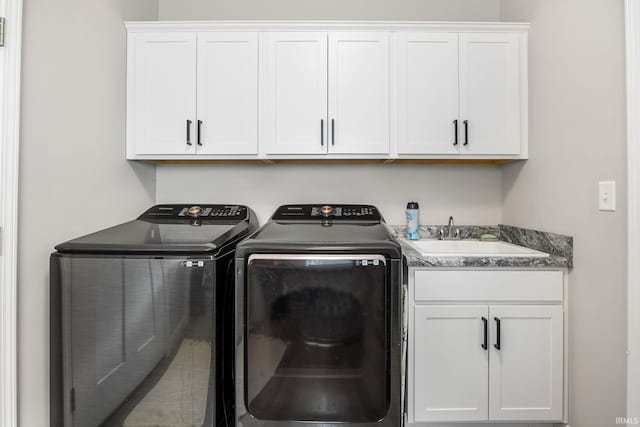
244, 254, 389, 423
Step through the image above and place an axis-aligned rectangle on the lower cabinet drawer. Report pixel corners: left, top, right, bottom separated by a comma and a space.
414, 270, 563, 302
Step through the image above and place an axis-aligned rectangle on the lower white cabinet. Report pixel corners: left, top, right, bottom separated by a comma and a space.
489, 305, 564, 421
414, 306, 489, 422
409, 270, 567, 425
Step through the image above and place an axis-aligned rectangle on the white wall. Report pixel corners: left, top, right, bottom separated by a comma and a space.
18, 1, 158, 426
124, 0, 159, 21
157, 164, 503, 225
158, 0, 500, 21
500, 1, 627, 426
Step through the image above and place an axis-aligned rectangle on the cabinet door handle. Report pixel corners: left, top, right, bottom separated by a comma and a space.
453, 120, 458, 146
494, 317, 501, 350
321, 119, 324, 146
331, 119, 335, 146
463, 120, 469, 146
186, 120, 192, 146
197, 120, 203, 146
481, 317, 488, 350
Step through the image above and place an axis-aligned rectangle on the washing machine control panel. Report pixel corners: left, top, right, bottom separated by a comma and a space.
140, 205, 248, 221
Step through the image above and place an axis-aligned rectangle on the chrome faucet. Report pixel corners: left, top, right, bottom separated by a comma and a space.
447, 216, 455, 237
439, 216, 461, 240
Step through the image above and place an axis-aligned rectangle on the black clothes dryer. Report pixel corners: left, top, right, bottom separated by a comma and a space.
234, 204, 402, 427
50, 204, 258, 427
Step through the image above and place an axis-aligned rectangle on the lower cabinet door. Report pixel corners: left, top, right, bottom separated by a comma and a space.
414, 305, 489, 422
489, 305, 564, 421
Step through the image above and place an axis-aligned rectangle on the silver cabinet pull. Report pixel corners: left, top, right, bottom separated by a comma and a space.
186, 120, 192, 146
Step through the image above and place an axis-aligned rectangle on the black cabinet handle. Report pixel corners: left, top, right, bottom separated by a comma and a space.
186, 120, 192, 146
463, 120, 469, 146
481, 317, 488, 350
494, 317, 501, 350
197, 120, 203, 146
331, 119, 335, 146
321, 119, 324, 146
453, 120, 458, 146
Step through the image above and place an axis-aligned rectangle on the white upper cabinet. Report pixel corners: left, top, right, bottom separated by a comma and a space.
328, 32, 390, 154
126, 22, 528, 160
129, 32, 197, 156
264, 32, 328, 155
265, 31, 389, 155
459, 33, 521, 155
398, 31, 524, 157
197, 32, 259, 155
398, 33, 460, 155
127, 31, 259, 157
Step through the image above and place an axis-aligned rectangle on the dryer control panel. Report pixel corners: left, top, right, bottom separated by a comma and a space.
140, 204, 249, 221
272, 204, 382, 222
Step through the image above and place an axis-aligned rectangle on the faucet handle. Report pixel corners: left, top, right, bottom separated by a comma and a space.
454, 228, 461, 239
438, 228, 445, 240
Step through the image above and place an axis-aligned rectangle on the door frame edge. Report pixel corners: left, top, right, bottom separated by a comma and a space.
627, 0, 640, 421
0, 0, 22, 426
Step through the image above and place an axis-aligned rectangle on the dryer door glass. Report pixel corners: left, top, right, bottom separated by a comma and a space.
245, 254, 389, 422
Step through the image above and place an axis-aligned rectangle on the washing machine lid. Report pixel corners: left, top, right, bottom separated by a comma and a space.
55, 204, 254, 254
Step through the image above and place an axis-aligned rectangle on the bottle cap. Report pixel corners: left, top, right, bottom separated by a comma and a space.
407, 202, 419, 209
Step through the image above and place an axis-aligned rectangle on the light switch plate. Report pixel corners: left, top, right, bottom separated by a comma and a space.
599, 181, 616, 211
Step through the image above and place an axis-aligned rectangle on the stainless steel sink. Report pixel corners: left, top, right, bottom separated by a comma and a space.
404, 239, 550, 258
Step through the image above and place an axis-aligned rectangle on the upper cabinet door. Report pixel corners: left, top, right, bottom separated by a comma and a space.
398, 33, 460, 155
265, 32, 328, 155
196, 32, 259, 155
489, 305, 564, 422
130, 32, 197, 156
459, 33, 521, 155
328, 32, 390, 154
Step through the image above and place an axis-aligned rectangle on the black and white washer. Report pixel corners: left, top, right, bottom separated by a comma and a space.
50, 204, 258, 427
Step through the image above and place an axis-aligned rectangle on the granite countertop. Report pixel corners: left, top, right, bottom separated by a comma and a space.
391, 225, 572, 269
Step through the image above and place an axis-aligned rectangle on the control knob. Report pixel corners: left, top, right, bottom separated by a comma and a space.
320, 205, 334, 217
188, 206, 203, 218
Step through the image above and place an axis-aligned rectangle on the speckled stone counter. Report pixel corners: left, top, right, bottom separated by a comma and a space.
391, 225, 573, 269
